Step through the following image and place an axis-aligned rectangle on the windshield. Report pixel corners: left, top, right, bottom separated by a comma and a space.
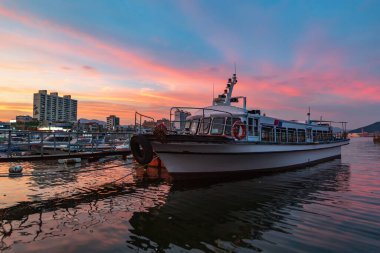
210, 117, 225, 135
190, 119, 199, 134
198, 117, 211, 134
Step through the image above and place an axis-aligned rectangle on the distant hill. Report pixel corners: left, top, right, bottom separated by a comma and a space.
350, 122, 380, 133
78, 118, 106, 126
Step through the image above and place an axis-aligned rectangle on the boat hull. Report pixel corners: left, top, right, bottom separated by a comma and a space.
151, 141, 349, 177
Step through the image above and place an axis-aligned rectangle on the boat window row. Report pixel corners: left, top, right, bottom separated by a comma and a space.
313, 130, 333, 142
186, 117, 250, 136
184, 117, 335, 143
261, 126, 333, 143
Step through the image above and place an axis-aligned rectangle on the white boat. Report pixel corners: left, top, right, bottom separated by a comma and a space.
30, 134, 72, 149
63, 136, 114, 152
115, 139, 130, 151
131, 73, 349, 179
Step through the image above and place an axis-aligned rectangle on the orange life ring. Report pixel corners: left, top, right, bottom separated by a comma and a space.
232, 120, 246, 140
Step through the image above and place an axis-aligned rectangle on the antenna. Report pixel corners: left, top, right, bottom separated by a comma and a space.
212, 83, 215, 104
307, 106, 311, 123
234, 62, 237, 75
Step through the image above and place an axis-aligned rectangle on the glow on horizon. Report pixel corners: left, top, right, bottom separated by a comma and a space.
0, 1, 379, 128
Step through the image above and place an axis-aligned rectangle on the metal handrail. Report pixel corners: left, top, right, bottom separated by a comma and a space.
134, 112, 155, 133
169, 106, 237, 134
0, 130, 133, 158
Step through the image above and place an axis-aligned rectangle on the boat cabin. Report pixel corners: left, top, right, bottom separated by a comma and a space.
168, 74, 347, 144
180, 107, 339, 144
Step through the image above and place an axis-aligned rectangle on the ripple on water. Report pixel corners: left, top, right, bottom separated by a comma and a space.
1, 138, 380, 252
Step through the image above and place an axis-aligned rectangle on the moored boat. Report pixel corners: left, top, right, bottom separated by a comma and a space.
131, 73, 349, 179
30, 134, 72, 149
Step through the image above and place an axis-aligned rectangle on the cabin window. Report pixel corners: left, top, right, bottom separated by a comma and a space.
307, 129, 312, 140
248, 117, 254, 136
190, 119, 199, 134
317, 131, 322, 141
275, 128, 281, 143
298, 129, 306, 142
327, 131, 332, 141
198, 117, 211, 134
211, 117, 225, 135
275, 128, 286, 143
254, 119, 259, 136
323, 131, 328, 141
225, 117, 232, 135
313, 130, 317, 141
288, 128, 297, 142
261, 126, 274, 142
281, 128, 287, 142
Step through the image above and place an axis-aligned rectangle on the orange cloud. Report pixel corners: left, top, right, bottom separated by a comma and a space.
1, 4, 380, 128
0, 102, 32, 122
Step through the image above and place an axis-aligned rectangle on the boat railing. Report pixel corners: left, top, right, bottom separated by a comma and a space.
169, 106, 236, 135
134, 112, 155, 134
0, 130, 134, 158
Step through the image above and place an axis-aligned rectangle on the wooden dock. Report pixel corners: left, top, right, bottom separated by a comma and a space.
0, 150, 131, 163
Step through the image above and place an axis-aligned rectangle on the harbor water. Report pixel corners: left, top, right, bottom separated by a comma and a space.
0, 137, 379, 252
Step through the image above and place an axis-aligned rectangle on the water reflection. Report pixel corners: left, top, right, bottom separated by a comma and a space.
128, 160, 350, 252
0, 157, 351, 252
0, 179, 170, 252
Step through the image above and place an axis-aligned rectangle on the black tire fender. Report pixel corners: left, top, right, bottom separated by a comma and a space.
130, 135, 154, 165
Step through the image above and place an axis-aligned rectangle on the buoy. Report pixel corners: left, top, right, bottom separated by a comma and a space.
9, 165, 23, 174
58, 158, 81, 164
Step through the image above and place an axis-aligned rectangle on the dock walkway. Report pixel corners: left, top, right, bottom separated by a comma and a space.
0, 150, 131, 163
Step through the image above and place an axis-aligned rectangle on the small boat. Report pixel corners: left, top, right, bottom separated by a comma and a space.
0, 136, 29, 152
130, 73, 349, 180
63, 137, 93, 152
115, 139, 130, 151
63, 136, 114, 152
30, 134, 73, 149
374, 135, 380, 144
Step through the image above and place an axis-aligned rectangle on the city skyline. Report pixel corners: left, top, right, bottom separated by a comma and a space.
0, 1, 380, 128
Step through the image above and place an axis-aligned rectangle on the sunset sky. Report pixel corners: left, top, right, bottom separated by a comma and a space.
0, 0, 379, 128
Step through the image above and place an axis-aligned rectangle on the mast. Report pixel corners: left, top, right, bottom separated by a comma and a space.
213, 73, 238, 106
226, 73, 238, 105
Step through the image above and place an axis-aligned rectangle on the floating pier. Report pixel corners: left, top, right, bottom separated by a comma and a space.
0, 130, 133, 162
0, 150, 131, 163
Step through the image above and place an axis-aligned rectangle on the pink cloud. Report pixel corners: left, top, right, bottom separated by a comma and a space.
0, 4, 226, 89
1, 4, 379, 127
